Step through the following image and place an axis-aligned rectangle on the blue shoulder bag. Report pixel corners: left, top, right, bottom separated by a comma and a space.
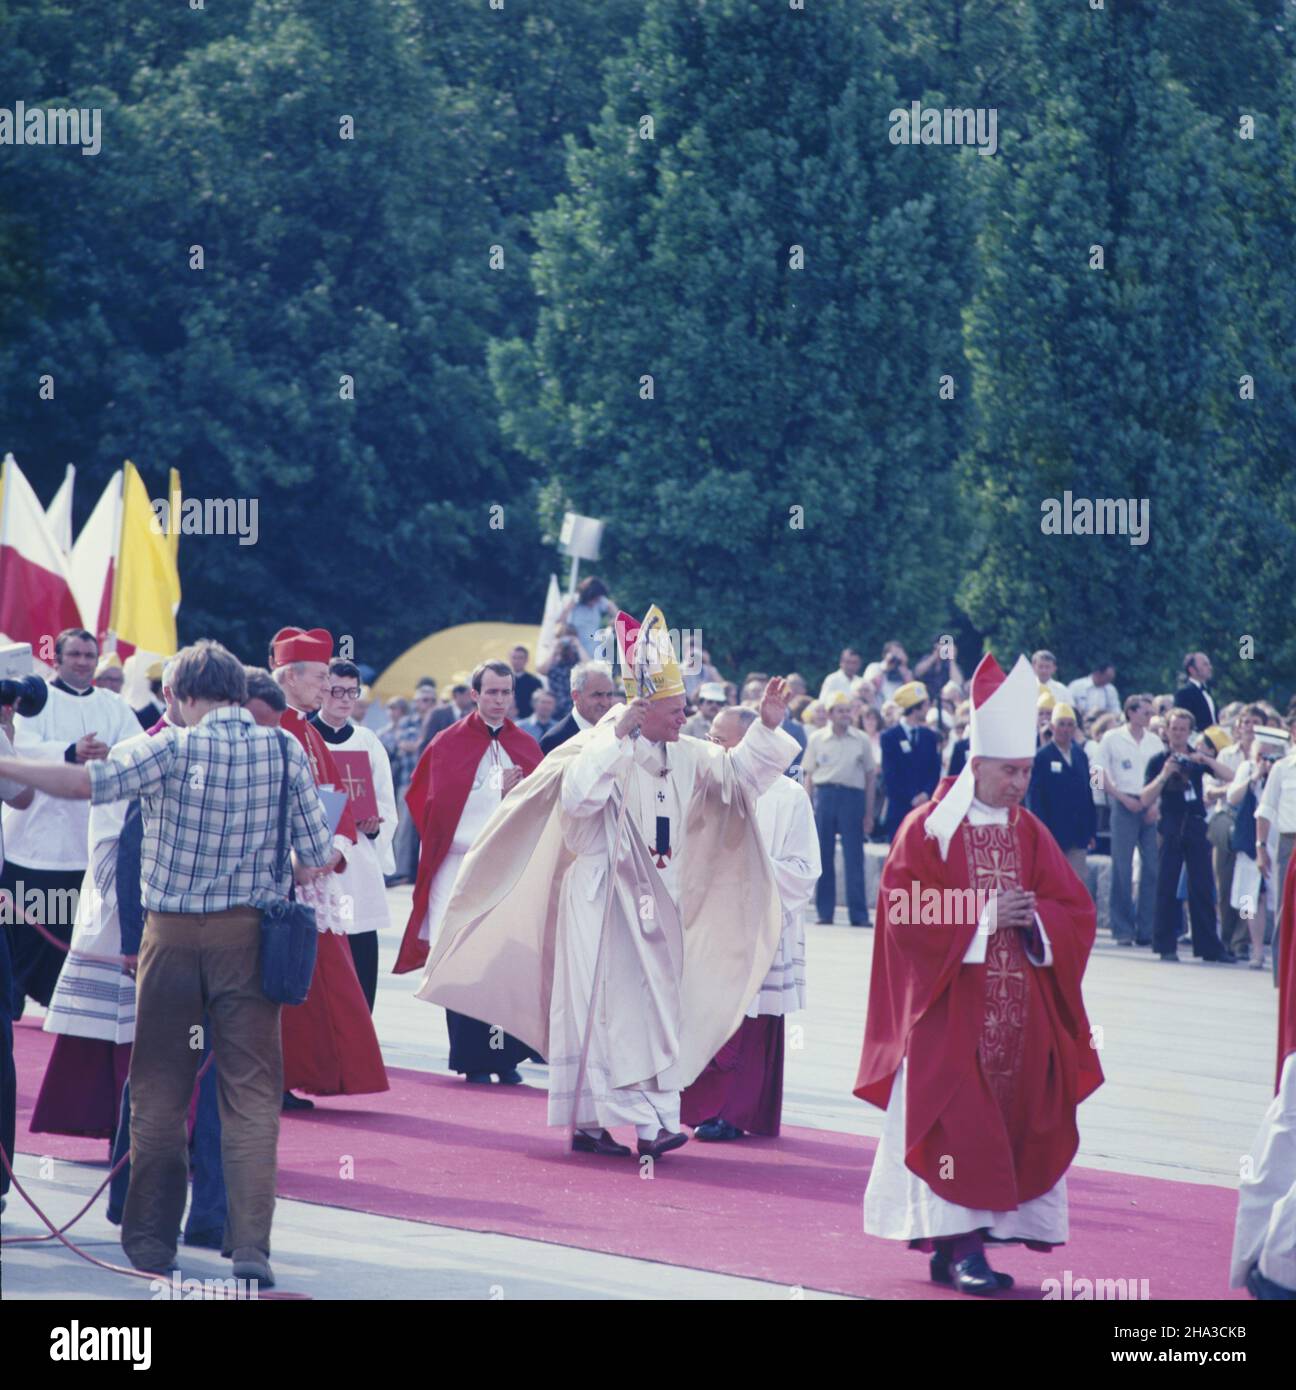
258, 731, 318, 1005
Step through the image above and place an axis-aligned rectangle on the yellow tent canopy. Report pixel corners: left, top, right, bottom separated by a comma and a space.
373, 622, 542, 701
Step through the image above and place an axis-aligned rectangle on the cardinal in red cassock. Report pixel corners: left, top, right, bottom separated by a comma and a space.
269, 627, 388, 1099
395, 660, 544, 1082
855, 652, 1102, 1295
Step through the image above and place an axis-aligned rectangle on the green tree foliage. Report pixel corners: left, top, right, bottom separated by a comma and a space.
0, 0, 634, 668
492, 0, 974, 677
0, 0, 1291, 699
957, 0, 1292, 699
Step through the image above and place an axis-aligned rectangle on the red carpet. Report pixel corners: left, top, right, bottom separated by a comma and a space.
12, 1019, 1244, 1299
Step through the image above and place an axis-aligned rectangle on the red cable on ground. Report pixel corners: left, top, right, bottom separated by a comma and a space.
7, 892, 309, 1295
1, 1144, 309, 1299
13, 912, 135, 969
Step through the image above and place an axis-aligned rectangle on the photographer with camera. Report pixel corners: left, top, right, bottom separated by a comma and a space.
877, 642, 913, 703
1141, 707, 1236, 963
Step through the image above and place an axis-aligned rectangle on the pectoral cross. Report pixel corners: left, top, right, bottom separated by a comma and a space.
656, 789, 666, 803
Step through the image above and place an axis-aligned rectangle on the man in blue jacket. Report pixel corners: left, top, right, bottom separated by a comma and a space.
1027, 702, 1097, 883
879, 682, 942, 842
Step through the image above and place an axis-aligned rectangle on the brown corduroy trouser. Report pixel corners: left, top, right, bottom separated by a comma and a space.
122, 906, 281, 1270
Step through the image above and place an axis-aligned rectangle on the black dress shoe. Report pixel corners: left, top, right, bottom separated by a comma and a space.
1207, 950, 1238, 964
1246, 1262, 1296, 1300
930, 1250, 1013, 1290
637, 1129, 689, 1159
464, 1071, 494, 1084
572, 1129, 632, 1157
694, 1117, 744, 1142
281, 1090, 315, 1111
949, 1251, 1007, 1296
496, 1069, 524, 1085
1158, 952, 1180, 962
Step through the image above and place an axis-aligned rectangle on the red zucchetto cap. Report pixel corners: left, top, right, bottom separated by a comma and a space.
270, 627, 333, 668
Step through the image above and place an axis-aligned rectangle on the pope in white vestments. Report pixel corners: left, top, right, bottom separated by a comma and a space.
417, 605, 799, 1159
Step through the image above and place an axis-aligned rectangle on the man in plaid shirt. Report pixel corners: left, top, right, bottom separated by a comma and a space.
0, 639, 334, 1286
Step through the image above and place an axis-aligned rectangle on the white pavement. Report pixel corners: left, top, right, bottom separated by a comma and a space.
2, 885, 1276, 1299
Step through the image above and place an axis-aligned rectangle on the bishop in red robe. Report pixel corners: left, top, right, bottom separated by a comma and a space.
395, 660, 544, 1082
855, 653, 1102, 1295
268, 628, 388, 1099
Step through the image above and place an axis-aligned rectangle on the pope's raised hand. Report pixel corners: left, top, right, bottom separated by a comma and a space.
615, 697, 650, 740
759, 677, 791, 730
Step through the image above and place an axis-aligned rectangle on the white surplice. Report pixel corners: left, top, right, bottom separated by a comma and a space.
42, 795, 135, 1044
864, 797, 1068, 1242
1231, 1052, 1296, 1291
748, 775, 820, 1017
4, 684, 142, 871
315, 720, 398, 935
550, 714, 798, 1139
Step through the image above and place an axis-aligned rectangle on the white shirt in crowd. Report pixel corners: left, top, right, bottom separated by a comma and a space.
1094, 722, 1165, 797
1067, 675, 1121, 720
818, 668, 855, 704
1257, 751, 1296, 834
1206, 740, 1249, 820
2, 683, 142, 871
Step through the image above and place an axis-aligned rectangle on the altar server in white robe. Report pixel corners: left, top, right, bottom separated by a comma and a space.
3, 628, 141, 1011
309, 658, 397, 1012
683, 703, 819, 1139
417, 605, 799, 1159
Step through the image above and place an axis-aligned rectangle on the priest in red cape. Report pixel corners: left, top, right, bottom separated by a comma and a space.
394, 659, 544, 1082
268, 628, 387, 1100
1230, 854, 1296, 1299
855, 651, 1103, 1296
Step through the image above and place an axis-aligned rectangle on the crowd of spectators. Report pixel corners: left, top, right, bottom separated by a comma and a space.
378, 598, 1296, 975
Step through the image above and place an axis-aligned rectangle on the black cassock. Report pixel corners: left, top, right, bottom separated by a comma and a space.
446, 1011, 543, 1075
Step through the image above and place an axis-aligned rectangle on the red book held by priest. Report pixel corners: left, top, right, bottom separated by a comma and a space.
331, 749, 379, 821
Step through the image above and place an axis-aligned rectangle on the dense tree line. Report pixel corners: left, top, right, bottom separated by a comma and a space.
1, 0, 1291, 699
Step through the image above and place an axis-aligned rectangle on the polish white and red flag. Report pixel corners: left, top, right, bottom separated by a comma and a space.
0, 453, 82, 650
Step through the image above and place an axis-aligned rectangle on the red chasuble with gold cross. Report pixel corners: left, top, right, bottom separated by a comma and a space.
855, 776, 1103, 1212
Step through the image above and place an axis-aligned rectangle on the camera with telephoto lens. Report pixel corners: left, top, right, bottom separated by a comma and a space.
1169, 752, 1194, 771
0, 643, 50, 718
